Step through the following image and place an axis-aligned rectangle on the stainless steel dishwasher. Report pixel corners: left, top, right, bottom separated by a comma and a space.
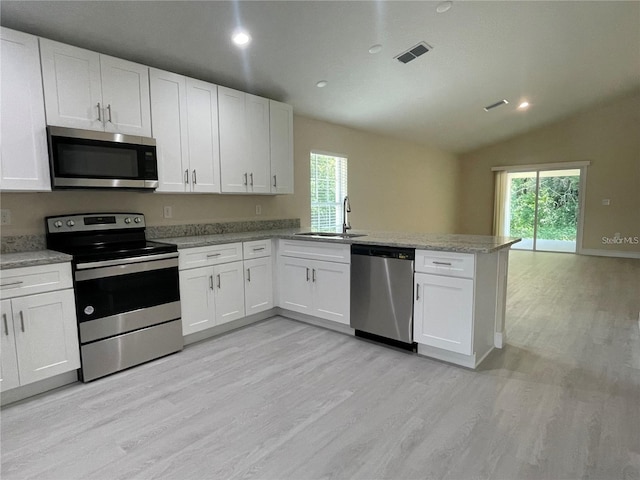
350, 245, 416, 350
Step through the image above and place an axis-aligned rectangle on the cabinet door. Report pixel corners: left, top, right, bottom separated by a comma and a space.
179, 267, 215, 335
100, 54, 151, 136
12, 289, 80, 386
269, 100, 294, 194
0, 28, 50, 191
186, 78, 221, 193
150, 68, 189, 193
213, 262, 245, 325
0, 299, 20, 392
218, 86, 249, 193
40, 38, 103, 131
311, 260, 350, 325
244, 257, 273, 315
413, 273, 473, 355
278, 256, 313, 315
245, 94, 270, 193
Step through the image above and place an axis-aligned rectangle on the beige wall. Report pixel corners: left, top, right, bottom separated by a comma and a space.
292, 116, 459, 233
0, 114, 460, 237
458, 89, 640, 253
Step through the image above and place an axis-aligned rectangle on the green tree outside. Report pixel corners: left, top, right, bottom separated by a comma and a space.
509, 175, 579, 241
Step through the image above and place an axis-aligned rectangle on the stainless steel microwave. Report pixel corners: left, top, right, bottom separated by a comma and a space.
47, 126, 158, 190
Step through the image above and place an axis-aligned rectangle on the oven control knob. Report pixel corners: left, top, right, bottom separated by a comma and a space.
66, 220, 75, 227
134, 217, 141, 224
54, 220, 63, 228
124, 217, 132, 224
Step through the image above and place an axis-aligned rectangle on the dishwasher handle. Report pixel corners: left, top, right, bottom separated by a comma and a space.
351, 244, 415, 260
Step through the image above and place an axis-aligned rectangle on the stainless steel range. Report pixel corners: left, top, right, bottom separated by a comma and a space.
46, 213, 182, 382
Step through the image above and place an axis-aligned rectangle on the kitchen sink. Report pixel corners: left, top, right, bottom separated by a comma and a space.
295, 232, 367, 239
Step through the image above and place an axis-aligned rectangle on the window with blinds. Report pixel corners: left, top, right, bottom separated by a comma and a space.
310, 152, 348, 231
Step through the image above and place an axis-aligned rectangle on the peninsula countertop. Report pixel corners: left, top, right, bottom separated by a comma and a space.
157, 228, 521, 254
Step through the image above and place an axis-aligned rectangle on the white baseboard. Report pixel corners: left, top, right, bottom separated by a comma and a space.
1, 370, 78, 407
580, 249, 640, 259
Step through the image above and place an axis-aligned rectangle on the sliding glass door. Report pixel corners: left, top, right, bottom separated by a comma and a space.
504, 169, 581, 252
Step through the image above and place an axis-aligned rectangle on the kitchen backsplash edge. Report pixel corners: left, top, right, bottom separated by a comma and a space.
0, 218, 301, 254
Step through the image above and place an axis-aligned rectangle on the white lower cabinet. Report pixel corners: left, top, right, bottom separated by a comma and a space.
213, 262, 245, 325
179, 241, 276, 336
244, 257, 273, 315
413, 273, 474, 355
179, 266, 216, 335
278, 248, 350, 325
1, 288, 80, 391
179, 261, 245, 335
412, 249, 504, 368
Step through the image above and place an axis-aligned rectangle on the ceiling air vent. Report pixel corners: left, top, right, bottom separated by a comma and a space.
395, 42, 432, 64
484, 99, 509, 111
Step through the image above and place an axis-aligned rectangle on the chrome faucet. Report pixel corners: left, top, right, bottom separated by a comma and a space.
342, 196, 351, 233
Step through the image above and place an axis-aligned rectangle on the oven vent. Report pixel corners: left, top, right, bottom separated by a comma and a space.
483, 99, 509, 111
395, 42, 432, 64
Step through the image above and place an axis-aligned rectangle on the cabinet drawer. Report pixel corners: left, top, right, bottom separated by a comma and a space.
278, 239, 350, 264
415, 250, 475, 279
179, 243, 242, 270
243, 239, 272, 259
0, 263, 72, 300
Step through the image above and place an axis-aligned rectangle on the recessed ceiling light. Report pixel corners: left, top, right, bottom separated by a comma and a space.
436, 1, 453, 14
232, 30, 251, 47
518, 101, 530, 110
316, 80, 328, 88
368, 44, 383, 54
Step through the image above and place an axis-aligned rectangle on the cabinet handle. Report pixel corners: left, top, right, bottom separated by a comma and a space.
206, 253, 221, 258
217, 274, 221, 289
247, 268, 251, 282
249, 173, 254, 186
243, 173, 248, 186
19, 311, 25, 332
433, 261, 452, 266
306, 267, 310, 282
184, 169, 189, 185
312, 268, 316, 283
209, 275, 214, 290
273, 175, 277, 188
416, 284, 420, 301
193, 169, 197, 185
252, 247, 265, 252
3, 313, 8, 336
0, 280, 23, 289
107, 104, 113, 123
97, 102, 102, 122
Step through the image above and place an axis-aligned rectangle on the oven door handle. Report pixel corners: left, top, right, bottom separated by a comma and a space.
76, 252, 178, 270
75, 257, 179, 282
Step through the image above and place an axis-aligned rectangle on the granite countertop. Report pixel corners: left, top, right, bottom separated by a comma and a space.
0, 250, 73, 270
0, 230, 519, 269
159, 228, 521, 254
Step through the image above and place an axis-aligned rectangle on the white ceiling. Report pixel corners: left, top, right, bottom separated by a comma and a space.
2, 1, 639, 154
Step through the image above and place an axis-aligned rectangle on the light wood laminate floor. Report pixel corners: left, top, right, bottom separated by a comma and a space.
1, 251, 639, 480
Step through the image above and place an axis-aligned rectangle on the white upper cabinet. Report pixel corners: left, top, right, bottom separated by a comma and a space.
151, 69, 221, 193
186, 78, 220, 193
99, 54, 151, 136
218, 86, 271, 194
269, 100, 294, 194
40, 38, 151, 136
0, 28, 50, 191
150, 68, 189, 192
245, 94, 270, 193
